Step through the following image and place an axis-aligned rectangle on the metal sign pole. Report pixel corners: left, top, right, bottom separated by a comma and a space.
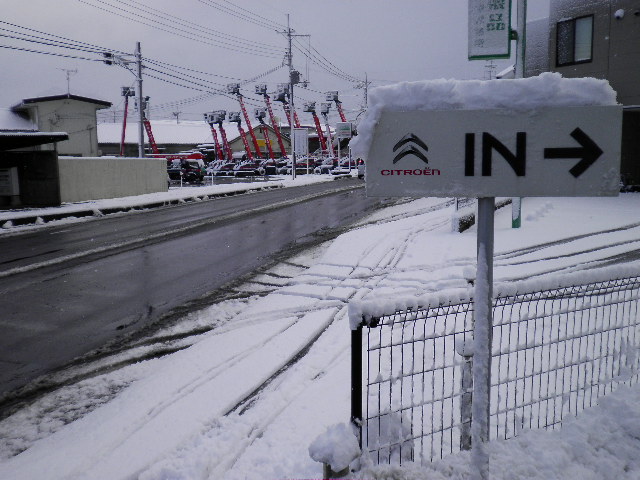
512, 0, 527, 228
471, 196, 494, 480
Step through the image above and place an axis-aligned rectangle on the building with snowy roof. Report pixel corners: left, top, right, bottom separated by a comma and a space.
11, 94, 111, 157
1, 95, 168, 207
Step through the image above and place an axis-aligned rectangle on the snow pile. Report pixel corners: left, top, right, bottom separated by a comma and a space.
352, 72, 618, 158
361, 383, 640, 480
308, 422, 360, 472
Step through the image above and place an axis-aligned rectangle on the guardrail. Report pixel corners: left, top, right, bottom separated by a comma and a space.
349, 270, 640, 466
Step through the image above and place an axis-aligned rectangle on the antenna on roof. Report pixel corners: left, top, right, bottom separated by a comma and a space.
59, 68, 78, 95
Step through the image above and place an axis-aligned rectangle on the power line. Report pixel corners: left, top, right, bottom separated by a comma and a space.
0, 20, 127, 55
219, 0, 285, 29
143, 58, 245, 82
0, 31, 107, 55
112, 0, 283, 51
196, 0, 284, 31
0, 43, 103, 62
148, 64, 285, 112
76, 0, 283, 57
292, 38, 359, 83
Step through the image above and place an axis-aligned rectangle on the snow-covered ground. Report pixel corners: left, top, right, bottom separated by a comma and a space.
0, 188, 639, 479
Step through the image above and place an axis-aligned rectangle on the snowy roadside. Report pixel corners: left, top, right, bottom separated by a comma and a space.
0, 174, 337, 229
360, 381, 640, 480
0, 193, 639, 479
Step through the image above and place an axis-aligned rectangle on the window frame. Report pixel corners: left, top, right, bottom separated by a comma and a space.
556, 14, 594, 67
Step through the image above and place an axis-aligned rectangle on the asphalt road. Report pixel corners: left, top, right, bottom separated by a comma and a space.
0, 179, 382, 397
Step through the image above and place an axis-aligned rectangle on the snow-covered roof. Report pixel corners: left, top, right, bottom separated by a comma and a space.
99, 120, 251, 145
0, 108, 36, 131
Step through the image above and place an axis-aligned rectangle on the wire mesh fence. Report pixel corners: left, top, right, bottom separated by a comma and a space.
351, 274, 640, 466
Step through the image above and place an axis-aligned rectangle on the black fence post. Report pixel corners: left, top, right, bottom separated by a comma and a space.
351, 324, 363, 449
460, 353, 473, 451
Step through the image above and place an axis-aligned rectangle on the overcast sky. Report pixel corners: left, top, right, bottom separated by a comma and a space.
1, 0, 550, 124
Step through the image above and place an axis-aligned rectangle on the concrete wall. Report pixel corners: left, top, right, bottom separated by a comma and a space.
58, 157, 167, 203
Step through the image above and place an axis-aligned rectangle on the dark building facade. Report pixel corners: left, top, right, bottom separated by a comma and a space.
546, 0, 640, 186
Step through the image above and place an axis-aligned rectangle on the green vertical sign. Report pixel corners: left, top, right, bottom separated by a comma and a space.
468, 0, 512, 60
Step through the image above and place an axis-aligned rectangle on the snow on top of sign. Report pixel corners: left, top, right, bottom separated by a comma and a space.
351, 73, 618, 159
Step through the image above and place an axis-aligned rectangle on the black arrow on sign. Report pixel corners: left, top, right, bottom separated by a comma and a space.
543, 128, 603, 178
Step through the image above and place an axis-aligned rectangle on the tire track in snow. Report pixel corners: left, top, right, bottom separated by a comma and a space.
198, 204, 458, 477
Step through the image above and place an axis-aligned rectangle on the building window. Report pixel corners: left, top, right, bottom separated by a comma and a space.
556, 15, 594, 66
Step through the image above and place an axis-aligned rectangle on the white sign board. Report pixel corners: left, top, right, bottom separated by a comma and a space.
366, 106, 622, 197
293, 128, 309, 156
468, 0, 511, 59
336, 122, 353, 139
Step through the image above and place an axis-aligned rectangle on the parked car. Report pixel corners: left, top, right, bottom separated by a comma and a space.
314, 157, 338, 174
257, 159, 277, 176
233, 160, 260, 177
210, 161, 236, 176
278, 159, 315, 175
167, 158, 206, 183
331, 157, 355, 176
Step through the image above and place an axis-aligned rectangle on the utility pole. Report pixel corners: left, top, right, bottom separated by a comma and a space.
287, 14, 296, 180
136, 42, 145, 158
281, 15, 308, 180
356, 73, 372, 116
102, 43, 144, 157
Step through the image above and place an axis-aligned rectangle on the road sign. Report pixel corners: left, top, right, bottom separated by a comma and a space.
366, 106, 622, 197
468, 0, 512, 60
336, 122, 353, 139
293, 127, 309, 155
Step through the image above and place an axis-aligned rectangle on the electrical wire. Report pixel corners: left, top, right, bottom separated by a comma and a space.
196, 0, 284, 31
0, 43, 103, 62
218, 0, 285, 29
148, 64, 284, 112
0, 20, 127, 55
0, 31, 107, 56
114, 0, 283, 52
292, 38, 359, 83
77, 0, 283, 57
143, 58, 245, 82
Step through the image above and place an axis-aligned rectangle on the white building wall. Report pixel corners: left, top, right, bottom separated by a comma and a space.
35, 100, 102, 156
